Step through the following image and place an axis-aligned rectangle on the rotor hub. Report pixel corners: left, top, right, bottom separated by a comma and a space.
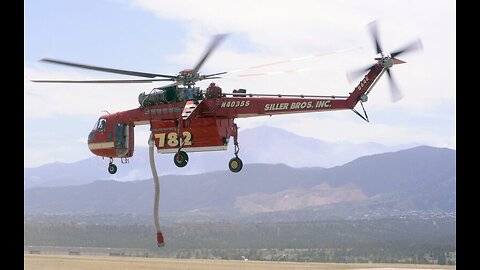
179, 69, 205, 86
380, 57, 394, 69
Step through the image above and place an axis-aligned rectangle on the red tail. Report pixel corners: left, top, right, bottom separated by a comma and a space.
346, 63, 383, 108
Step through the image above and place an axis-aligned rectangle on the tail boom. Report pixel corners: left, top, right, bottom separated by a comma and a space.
345, 63, 385, 108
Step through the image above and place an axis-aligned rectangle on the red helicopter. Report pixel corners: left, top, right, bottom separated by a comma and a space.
32, 22, 422, 175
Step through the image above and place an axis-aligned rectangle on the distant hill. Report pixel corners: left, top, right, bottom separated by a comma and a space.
24, 126, 418, 189
25, 146, 455, 220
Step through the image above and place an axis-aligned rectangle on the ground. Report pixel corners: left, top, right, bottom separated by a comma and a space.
24, 254, 456, 270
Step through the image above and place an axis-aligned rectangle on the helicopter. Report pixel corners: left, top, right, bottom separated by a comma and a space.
32, 22, 422, 175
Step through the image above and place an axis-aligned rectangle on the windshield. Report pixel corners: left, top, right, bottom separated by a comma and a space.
92, 118, 107, 132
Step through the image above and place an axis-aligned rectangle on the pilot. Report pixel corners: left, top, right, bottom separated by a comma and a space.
98, 119, 106, 131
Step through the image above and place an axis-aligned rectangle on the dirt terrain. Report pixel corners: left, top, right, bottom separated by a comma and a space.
24, 254, 456, 270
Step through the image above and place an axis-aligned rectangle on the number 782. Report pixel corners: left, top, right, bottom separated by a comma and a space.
154, 131, 192, 147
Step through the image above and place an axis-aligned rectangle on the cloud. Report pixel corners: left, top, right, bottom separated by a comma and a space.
130, 0, 364, 50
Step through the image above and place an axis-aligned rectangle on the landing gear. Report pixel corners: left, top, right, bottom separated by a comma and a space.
108, 158, 117, 174
229, 123, 243, 173
108, 164, 117, 174
229, 157, 243, 173
173, 151, 189, 167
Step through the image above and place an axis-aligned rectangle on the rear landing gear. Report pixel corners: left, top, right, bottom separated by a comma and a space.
173, 151, 189, 167
108, 158, 117, 174
229, 156, 243, 173
229, 124, 243, 173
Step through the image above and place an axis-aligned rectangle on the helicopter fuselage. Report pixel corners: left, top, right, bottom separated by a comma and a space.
87, 62, 385, 170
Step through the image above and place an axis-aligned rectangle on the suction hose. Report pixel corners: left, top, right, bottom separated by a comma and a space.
149, 133, 164, 247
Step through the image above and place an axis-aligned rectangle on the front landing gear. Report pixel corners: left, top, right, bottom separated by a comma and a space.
229, 156, 243, 173
108, 158, 117, 174
173, 151, 189, 167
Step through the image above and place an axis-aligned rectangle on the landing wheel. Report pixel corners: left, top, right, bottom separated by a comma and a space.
108, 163, 117, 174
229, 157, 243, 173
174, 151, 189, 167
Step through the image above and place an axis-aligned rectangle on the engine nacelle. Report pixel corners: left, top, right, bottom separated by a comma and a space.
138, 90, 169, 107
139, 86, 203, 106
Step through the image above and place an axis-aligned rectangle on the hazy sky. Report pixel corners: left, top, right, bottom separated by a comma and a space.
25, 0, 455, 168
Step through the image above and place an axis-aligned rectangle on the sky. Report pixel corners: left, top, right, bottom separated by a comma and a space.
24, 0, 456, 168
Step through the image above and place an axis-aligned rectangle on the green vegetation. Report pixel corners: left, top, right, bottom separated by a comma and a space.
24, 216, 455, 265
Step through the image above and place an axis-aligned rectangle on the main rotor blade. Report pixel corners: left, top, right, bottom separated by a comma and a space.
233, 68, 311, 78
31, 78, 174, 83
346, 64, 375, 83
386, 69, 403, 102
158, 82, 180, 89
390, 38, 423, 58
40, 58, 177, 79
192, 34, 228, 73
203, 71, 227, 78
228, 47, 359, 74
368, 20, 383, 54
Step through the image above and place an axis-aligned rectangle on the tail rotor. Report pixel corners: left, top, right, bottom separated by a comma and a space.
348, 20, 423, 102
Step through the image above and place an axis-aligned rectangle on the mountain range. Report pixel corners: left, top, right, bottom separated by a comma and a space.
24, 126, 418, 189
24, 145, 456, 221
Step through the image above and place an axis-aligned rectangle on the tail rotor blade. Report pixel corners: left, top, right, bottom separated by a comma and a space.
346, 64, 375, 83
386, 69, 403, 102
391, 38, 423, 58
368, 20, 383, 54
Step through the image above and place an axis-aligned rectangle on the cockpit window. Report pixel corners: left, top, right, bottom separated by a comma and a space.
93, 118, 107, 132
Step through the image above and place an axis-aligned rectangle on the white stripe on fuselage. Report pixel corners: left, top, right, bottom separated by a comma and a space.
157, 145, 227, 154
133, 120, 150, 125
88, 142, 114, 150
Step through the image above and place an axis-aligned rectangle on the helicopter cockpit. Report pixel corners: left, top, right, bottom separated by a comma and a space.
87, 114, 135, 174
88, 117, 108, 145
94, 118, 107, 132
